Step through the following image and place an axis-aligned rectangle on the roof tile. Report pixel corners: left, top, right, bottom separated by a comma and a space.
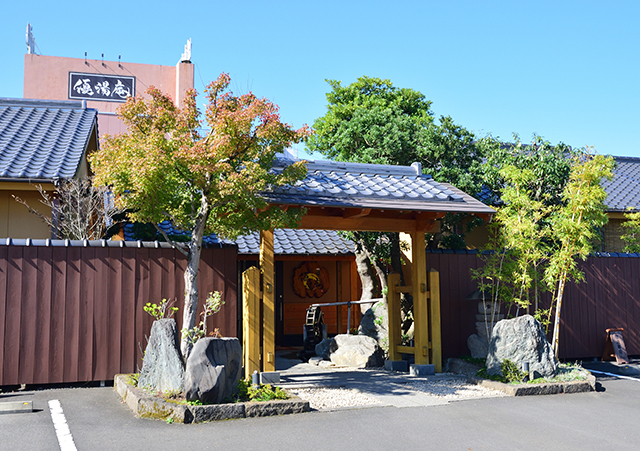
0, 98, 98, 180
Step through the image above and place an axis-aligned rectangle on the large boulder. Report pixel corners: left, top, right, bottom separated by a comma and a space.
138, 319, 185, 393
329, 334, 384, 368
358, 300, 389, 354
315, 338, 333, 360
486, 315, 558, 379
184, 337, 242, 404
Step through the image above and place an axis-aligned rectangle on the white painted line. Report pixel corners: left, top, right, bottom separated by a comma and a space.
588, 369, 640, 381
48, 400, 78, 451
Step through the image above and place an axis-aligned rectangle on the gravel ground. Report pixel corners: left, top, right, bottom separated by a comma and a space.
288, 378, 507, 410
288, 387, 382, 410
403, 379, 507, 400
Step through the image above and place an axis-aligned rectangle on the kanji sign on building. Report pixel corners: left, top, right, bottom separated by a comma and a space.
68, 72, 136, 102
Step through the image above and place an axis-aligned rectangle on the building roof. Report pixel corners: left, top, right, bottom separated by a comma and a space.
124, 221, 355, 255
264, 158, 495, 215
235, 229, 355, 255
0, 98, 98, 181
603, 156, 640, 212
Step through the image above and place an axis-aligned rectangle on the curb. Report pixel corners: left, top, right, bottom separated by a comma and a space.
114, 374, 310, 423
468, 373, 597, 396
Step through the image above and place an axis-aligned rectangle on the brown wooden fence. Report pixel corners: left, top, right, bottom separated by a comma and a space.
427, 250, 640, 360
0, 240, 237, 386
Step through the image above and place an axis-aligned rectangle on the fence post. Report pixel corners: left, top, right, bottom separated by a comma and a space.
411, 231, 430, 365
387, 273, 402, 362
428, 268, 442, 372
242, 266, 261, 376
260, 230, 275, 372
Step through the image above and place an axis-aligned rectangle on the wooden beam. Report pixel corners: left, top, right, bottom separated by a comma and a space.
242, 266, 261, 376
260, 230, 275, 372
297, 215, 438, 232
387, 273, 402, 362
428, 269, 442, 372
411, 231, 430, 365
395, 345, 415, 355
342, 208, 372, 219
239, 255, 356, 262
394, 285, 412, 294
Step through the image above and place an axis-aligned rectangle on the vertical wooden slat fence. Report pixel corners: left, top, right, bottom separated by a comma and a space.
0, 241, 237, 386
427, 250, 640, 360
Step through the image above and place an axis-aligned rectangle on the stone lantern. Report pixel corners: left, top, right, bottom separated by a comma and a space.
465, 290, 504, 359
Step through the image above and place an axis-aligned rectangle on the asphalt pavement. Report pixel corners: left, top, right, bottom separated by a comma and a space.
2, 361, 640, 451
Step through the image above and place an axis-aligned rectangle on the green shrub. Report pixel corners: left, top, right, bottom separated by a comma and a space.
234, 379, 289, 402
501, 359, 527, 383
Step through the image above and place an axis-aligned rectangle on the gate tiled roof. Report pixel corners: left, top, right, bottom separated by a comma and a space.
264, 158, 495, 215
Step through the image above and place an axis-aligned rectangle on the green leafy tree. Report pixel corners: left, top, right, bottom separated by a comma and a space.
474, 149, 613, 355
480, 165, 551, 319
308, 76, 485, 309
90, 73, 309, 358
620, 209, 640, 252
480, 134, 577, 207
545, 153, 614, 356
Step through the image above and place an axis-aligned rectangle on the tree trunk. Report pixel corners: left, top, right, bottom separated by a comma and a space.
551, 275, 566, 358
180, 197, 209, 361
364, 246, 387, 301
354, 249, 376, 314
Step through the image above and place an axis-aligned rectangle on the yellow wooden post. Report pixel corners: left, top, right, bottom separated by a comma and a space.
387, 273, 402, 362
242, 266, 261, 376
260, 230, 275, 372
411, 231, 430, 365
428, 269, 442, 372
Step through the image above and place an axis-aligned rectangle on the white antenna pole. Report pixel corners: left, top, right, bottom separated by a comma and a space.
179, 38, 192, 63
26, 23, 36, 54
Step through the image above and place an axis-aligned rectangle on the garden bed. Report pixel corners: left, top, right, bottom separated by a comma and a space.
114, 374, 310, 423
446, 358, 597, 396
469, 374, 596, 396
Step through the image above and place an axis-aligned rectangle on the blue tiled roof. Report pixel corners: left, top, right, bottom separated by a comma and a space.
264, 158, 495, 215
603, 156, 640, 212
236, 229, 355, 255
123, 221, 355, 255
0, 98, 98, 180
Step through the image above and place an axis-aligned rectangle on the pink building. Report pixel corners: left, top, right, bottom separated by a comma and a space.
23, 44, 194, 136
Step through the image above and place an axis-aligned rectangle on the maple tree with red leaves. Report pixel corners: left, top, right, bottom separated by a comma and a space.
90, 73, 309, 358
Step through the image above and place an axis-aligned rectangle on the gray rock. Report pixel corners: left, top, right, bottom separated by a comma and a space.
187, 403, 245, 423
138, 319, 185, 393
315, 338, 333, 359
184, 337, 242, 404
467, 333, 489, 359
486, 315, 558, 379
358, 300, 389, 354
245, 399, 310, 417
329, 334, 384, 368
444, 358, 482, 377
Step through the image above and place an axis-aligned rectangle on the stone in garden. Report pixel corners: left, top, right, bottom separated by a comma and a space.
358, 300, 389, 353
315, 338, 333, 360
138, 318, 185, 393
467, 333, 489, 359
184, 337, 242, 404
486, 315, 558, 379
329, 334, 384, 368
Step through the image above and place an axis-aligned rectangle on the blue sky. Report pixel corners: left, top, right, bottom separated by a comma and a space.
2, 1, 639, 159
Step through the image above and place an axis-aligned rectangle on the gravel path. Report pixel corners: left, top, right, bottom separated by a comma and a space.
288, 387, 382, 410
403, 379, 507, 400
287, 378, 506, 410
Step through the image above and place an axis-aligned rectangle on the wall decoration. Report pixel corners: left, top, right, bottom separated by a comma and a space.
68, 72, 135, 102
293, 261, 330, 298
